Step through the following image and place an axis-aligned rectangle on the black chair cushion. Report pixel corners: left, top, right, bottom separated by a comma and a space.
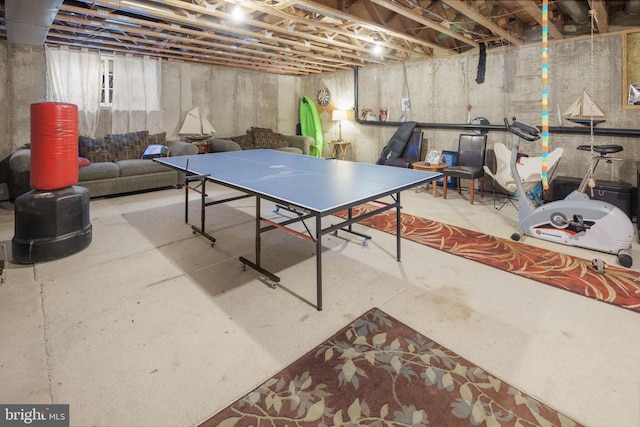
442, 165, 485, 179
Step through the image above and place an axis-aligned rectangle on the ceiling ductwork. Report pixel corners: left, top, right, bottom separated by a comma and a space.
556, 0, 590, 25
5, 0, 63, 46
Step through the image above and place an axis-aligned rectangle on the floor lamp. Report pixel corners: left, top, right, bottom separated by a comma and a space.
332, 109, 347, 141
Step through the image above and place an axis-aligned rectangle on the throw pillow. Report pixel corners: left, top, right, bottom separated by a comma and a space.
251, 127, 278, 149
147, 132, 167, 146
78, 136, 115, 163
106, 131, 150, 161
230, 134, 255, 150
142, 144, 171, 159
274, 133, 291, 148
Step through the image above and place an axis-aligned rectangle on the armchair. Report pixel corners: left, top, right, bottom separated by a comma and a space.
375, 121, 417, 165
384, 128, 423, 168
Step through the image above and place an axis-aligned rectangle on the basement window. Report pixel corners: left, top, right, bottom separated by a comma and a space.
100, 56, 114, 107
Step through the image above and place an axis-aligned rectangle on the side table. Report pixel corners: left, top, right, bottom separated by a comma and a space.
412, 162, 449, 196
328, 140, 351, 160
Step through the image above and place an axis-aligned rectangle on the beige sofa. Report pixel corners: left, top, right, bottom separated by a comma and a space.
9, 131, 197, 200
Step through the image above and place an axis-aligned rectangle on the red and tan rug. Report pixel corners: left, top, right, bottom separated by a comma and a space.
201, 308, 583, 426
337, 204, 640, 314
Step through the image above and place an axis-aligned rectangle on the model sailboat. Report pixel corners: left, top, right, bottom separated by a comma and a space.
563, 89, 606, 126
179, 107, 216, 141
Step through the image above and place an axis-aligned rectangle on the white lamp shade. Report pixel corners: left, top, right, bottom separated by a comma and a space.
332, 109, 347, 121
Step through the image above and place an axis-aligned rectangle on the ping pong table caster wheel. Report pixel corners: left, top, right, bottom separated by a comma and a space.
241, 263, 247, 271
266, 280, 277, 289
363, 239, 370, 247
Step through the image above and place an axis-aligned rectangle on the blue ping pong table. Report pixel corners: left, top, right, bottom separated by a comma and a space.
156, 150, 441, 311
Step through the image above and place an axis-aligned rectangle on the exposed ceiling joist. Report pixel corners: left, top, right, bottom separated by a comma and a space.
442, 0, 523, 46
1, 0, 637, 76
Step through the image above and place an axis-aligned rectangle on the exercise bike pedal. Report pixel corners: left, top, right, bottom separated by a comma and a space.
569, 214, 591, 232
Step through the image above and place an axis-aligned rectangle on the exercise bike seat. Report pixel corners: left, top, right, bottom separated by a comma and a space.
576, 144, 623, 155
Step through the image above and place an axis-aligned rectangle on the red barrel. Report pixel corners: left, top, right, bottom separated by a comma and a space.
30, 102, 79, 190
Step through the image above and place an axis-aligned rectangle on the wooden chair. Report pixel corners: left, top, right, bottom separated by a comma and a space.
442, 134, 488, 204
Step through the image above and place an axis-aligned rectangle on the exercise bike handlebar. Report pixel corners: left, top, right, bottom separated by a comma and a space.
503, 118, 541, 142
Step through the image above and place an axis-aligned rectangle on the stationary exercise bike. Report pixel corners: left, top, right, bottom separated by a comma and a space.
505, 118, 634, 268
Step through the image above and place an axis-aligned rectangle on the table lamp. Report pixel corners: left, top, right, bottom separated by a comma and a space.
332, 109, 347, 141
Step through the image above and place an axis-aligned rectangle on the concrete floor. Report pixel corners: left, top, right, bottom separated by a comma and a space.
1, 183, 640, 427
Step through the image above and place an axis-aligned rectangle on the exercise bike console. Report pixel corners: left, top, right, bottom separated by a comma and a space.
504, 117, 633, 268
504, 118, 540, 142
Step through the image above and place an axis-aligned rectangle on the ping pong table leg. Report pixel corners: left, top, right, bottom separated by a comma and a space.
239, 196, 281, 287
184, 179, 189, 224
188, 178, 216, 246
396, 192, 401, 261
335, 208, 371, 245
316, 214, 323, 311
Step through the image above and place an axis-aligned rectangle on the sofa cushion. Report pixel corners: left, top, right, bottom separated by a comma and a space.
78, 162, 120, 181
106, 131, 150, 161
229, 133, 255, 150
117, 159, 172, 177
79, 136, 115, 163
251, 127, 279, 149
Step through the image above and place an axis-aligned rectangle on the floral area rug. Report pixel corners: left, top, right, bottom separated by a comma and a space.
336, 204, 640, 314
200, 308, 582, 426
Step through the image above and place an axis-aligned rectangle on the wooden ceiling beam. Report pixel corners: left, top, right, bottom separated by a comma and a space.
183, 0, 426, 61
70, 0, 384, 66
48, 23, 333, 74
46, 31, 314, 75
53, 12, 338, 73
515, 0, 563, 40
47, 37, 313, 75
0, 0, 618, 76
291, 0, 456, 55
368, 0, 479, 49
60, 3, 376, 69
442, 0, 523, 46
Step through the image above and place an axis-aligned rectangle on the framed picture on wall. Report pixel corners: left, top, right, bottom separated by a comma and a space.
437, 150, 458, 188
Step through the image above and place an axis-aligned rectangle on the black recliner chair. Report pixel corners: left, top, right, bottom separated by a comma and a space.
375, 121, 417, 165
384, 128, 423, 168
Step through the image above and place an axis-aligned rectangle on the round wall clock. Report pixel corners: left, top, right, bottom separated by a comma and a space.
316, 87, 331, 106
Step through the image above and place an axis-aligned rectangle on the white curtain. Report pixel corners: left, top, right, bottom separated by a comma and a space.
112, 55, 162, 134
45, 46, 102, 137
